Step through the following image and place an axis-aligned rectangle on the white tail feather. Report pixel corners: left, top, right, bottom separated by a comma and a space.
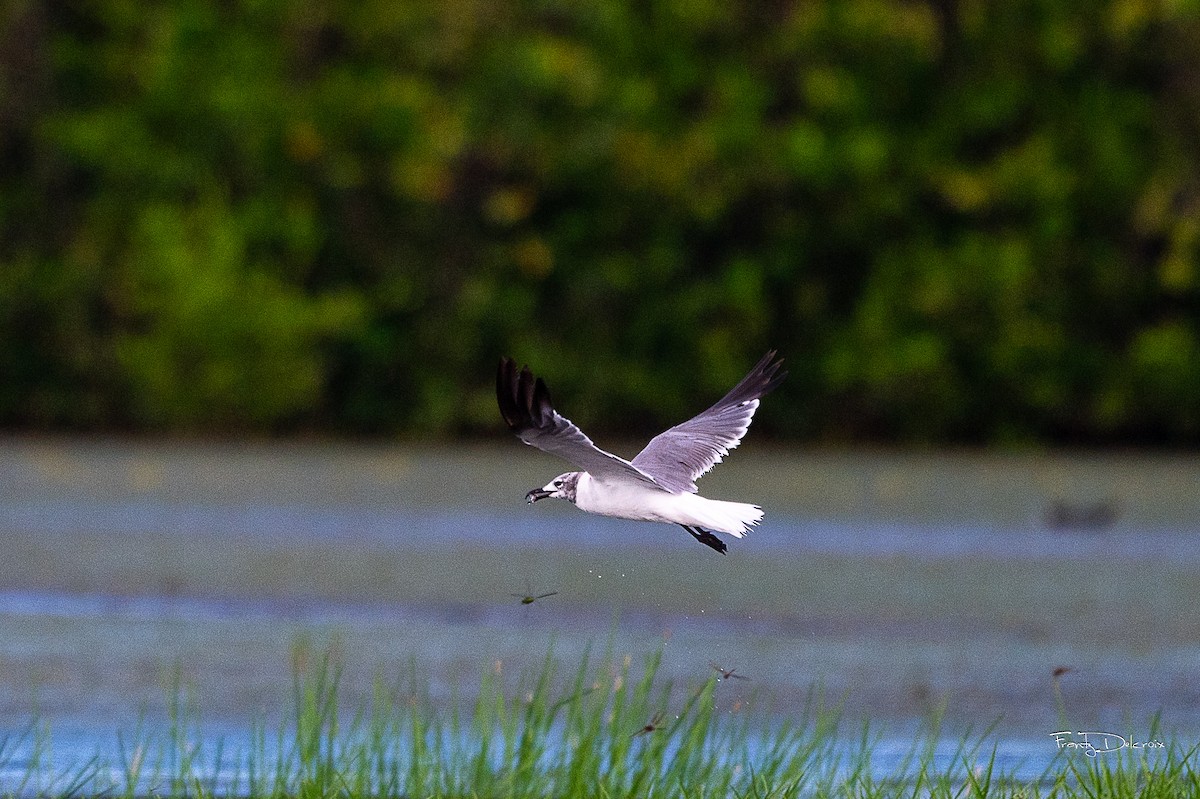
685, 497, 763, 537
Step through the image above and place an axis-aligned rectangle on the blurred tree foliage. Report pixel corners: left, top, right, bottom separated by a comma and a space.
1, 0, 1198, 443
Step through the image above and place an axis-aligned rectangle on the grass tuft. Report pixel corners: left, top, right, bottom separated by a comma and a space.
1, 639, 1193, 798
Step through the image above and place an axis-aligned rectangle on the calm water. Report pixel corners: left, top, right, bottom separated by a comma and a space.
1, 439, 1197, 788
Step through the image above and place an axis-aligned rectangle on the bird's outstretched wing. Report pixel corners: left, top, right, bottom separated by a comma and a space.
630, 351, 786, 494
497, 357, 663, 489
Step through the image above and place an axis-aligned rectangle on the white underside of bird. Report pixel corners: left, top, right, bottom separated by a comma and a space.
573, 472, 763, 536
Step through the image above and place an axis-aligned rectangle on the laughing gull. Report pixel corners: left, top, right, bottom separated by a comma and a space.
496, 351, 786, 553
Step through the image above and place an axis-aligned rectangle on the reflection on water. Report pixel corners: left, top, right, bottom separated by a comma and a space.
0, 439, 1197, 785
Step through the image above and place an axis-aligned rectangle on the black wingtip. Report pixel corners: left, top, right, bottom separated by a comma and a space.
497, 356, 556, 433
720, 350, 787, 408
532, 376, 554, 427
758, 350, 788, 397
497, 356, 522, 429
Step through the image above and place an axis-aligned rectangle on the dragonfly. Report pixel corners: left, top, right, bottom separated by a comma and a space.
510, 580, 558, 605
633, 711, 665, 737
710, 662, 750, 681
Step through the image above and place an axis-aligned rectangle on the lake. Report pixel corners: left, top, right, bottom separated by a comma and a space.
0, 438, 1196, 787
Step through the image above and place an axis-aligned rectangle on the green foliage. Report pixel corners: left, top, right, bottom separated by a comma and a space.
1, 0, 1198, 441
111, 199, 363, 427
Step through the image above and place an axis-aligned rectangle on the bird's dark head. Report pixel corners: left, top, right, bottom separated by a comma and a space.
526, 472, 580, 504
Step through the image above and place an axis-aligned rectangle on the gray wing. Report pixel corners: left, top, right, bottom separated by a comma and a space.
497, 357, 664, 489
630, 351, 786, 493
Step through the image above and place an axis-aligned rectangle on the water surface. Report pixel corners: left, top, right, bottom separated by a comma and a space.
1, 439, 1196, 785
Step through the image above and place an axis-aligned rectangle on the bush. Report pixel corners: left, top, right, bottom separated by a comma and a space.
1, 0, 1197, 442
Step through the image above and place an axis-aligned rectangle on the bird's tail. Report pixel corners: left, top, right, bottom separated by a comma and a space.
686, 497, 764, 537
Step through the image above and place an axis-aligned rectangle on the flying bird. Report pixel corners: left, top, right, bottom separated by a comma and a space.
497, 351, 786, 553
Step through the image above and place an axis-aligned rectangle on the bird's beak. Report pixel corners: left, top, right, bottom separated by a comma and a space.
526, 488, 551, 503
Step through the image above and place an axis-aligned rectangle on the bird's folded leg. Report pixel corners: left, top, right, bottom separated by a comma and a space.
681, 525, 727, 555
